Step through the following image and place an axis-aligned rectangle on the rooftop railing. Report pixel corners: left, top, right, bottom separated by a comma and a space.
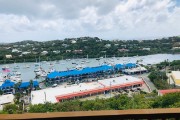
0, 108, 179, 120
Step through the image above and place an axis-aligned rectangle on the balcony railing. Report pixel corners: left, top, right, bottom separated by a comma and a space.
0, 108, 179, 120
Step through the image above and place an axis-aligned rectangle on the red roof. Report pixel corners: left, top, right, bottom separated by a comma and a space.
159, 89, 180, 95
56, 81, 144, 101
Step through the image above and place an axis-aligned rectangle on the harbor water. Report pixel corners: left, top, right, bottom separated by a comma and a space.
0, 54, 179, 82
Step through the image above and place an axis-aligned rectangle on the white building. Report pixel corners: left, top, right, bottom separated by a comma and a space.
114, 44, 119, 46
53, 51, 60, 54
105, 44, 111, 48
31, 75, 143, 104
12, 49, 20, 53
66, 50, 71, 53
5, 55, 12, 59
171, 71, 180, 86
22, 51, 31, 55
123, 67, 148, 75
172, 47, 180, 49
142, 48, 150, 51
41, 51, 48, 55
71, 40, 77, 44
0, 94, 14, 110
62, 44, 69, 47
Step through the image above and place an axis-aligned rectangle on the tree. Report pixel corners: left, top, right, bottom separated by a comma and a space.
148, 70, 169, 89
29, 80, 33, 93
0, 90, 3, 95
3, 104, 18, 114
14, 82, 21, 93
152, 92, 180, 108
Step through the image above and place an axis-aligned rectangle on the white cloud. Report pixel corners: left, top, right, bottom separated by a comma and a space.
0, 0, 180, 42
80, 7, 99, 25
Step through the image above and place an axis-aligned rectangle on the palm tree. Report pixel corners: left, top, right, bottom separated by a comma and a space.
28, 80, 33, 95
14, 81, 21, 93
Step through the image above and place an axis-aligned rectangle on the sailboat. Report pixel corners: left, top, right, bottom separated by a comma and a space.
23, 59, 30, 68
60, 56, 65, 65
34, 56, 44, 76
13, 61, 20, 69
85, 54, 90, 63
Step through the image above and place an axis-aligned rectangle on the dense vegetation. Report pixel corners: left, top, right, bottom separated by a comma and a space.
148, 70, 169, 89
156, 60, 180, 71
0, 36, 180, 64
147, 60, 180, 89
1, 92, 180, 114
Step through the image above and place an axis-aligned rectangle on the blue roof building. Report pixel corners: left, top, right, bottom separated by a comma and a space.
19, 81, 39, 89
1, 80, 15, 89
19, 82, 30, 88
47, 63, 137, 79
33, 80, 39, 87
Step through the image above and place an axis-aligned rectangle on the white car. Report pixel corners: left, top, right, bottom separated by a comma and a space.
52, 84, 57, 87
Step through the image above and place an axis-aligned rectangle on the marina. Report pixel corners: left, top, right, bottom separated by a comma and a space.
0, 54, 179, 82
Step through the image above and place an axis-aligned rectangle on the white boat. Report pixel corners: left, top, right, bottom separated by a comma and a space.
2, 65, 10, 69
36, 70, 47, 77
86, 60, 90, 63
42, 61, 47, 63
55, 60, 60, 64
48, 68, 55, 73
49, 63, 54, 67
10, 76, 22, 83
66, 59, 71, 61
24, 64, 30, 68
40, 72, 47, 77
9, 72, 22, 83
34, 67, 47, 77
13, 71, 21, 76
0, 73, 6, 82
75, 65, 85, 70
34, 63, 40, 67
34, 68, 41, 72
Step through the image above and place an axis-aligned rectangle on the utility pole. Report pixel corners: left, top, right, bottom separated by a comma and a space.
110, 81, 112, 98
44, 91, 46, 103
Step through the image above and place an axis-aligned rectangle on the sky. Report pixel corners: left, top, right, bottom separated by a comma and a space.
0, 0, 180, 42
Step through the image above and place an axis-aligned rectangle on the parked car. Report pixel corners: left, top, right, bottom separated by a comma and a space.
52, 84, 57, 87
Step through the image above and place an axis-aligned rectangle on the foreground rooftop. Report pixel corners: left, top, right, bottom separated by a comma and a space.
0, 108, 179, 120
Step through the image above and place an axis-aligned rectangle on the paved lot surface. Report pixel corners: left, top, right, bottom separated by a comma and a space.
132, 73, 157, 91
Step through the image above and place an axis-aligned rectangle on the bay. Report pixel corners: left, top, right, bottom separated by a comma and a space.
0, 54, 179, 82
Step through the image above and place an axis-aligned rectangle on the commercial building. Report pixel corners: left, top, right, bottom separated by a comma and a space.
0, 94, 14, 110
171, 71, 180, 86
158, 89, 180, 96
0, 80, 15, 94
31, 75, 144, 105
122, 67, 148, 75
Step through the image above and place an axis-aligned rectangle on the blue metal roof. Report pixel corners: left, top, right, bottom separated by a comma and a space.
1, 80, 15, 89
47, 65, 113, 79
19, 82, 30, 88
125, 63, 136, 68
33, 80, 39, 87
19, 81, 39, 88
47, 63, 136, 79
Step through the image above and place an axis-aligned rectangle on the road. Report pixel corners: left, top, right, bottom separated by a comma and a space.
132, 73, 157, 91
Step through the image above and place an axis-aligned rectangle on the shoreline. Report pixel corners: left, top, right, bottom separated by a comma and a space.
0, 53, 179, 65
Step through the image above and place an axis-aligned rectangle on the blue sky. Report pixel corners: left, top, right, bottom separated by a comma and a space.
0, 0, 180, 42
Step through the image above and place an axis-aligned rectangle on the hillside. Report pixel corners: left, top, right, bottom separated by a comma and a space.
0, 36, 180, 64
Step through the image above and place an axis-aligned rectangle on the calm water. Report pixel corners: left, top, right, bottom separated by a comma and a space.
0, 54, 179, 82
